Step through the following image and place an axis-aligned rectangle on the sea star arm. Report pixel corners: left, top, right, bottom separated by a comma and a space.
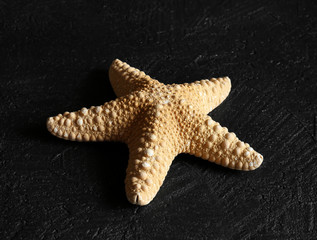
125, 143, 178, 206
184, 115, 263, 170
46, 96, 137, 142
123, 108, 180, 205
109, 59, 163, 97
171, 77, 231, 115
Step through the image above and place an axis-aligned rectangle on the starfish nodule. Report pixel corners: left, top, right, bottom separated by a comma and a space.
47, 59, 263, 205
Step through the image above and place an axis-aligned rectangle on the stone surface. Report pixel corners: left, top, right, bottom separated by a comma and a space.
1, 0, 317, 239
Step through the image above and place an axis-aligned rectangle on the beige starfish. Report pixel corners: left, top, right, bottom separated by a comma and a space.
47, 59, 264, 205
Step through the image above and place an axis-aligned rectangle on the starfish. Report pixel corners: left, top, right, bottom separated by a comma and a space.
47, 59, 264, 206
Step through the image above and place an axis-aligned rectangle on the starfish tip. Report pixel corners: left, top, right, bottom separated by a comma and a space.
127, 192, 151, 206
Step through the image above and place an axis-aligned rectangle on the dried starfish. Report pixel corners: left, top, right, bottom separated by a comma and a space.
47, 59, 264, 205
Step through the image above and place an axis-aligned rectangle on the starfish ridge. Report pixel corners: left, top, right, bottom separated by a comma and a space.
47, 59, 264, 205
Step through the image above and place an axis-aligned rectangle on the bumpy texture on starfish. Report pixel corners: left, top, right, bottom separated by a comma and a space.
47, 59, 264, 205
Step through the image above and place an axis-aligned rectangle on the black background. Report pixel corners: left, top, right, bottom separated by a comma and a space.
1, 0, 317, 239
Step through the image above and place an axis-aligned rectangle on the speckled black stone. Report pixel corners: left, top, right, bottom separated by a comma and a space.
1, 0, 317, 239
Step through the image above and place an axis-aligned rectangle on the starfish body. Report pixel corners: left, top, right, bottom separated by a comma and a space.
47, 59, 263, 205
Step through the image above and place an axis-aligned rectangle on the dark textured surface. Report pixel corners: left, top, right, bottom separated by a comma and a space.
1, 0, 317, 239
